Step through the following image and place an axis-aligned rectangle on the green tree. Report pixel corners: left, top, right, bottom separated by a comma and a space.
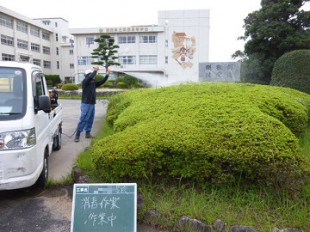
45, 75, 62, 87
91, 34, 120, 68
234, 0, 310, 84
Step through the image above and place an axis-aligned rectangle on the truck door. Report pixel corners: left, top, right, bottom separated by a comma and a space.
32, 72, 51, 160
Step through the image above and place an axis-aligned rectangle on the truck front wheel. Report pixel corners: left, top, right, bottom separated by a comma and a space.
36, 149, 49, 187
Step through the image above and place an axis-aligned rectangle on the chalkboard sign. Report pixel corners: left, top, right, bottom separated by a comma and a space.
71, 183, 137, 232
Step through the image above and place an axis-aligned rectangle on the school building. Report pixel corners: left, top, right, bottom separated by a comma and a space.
0, 6, 239, 86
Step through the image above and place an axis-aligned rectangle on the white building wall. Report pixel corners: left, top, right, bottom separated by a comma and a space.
158, 10, 210, 85
0, 6, 74, 81
0, 6, 56, 74
33, 17, 74, 80
0, 6, 210, 87
60, 45, 75, 82
70, 26, 166, 84
70, 10, 210, 87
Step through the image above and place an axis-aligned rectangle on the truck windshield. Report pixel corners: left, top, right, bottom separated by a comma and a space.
0, 67, 26, 120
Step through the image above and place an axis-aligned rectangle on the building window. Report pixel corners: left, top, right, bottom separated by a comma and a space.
118, 37, 125, 44
42, 20, 50, 25
86, 37, 94, 46
43, 46, 50, 55
31, 43, 40, 52
43, 60, 51, 69
139, 55, 157, 64
0, 14, 13, 29
16, 20, 28, 33
55, 33, 58, 42
55, 22, 58, 27
56, 47, 59, 55
165, 40, 168, 47
57, 61, 60, 69
78, 57, 86, 66
30, 26, 40, 37
2, 53, 15, 61
19, 55, 30, 62
70, 63, 74, 69
1, 35, 14, 46
119, 56, 136, 65
17, 39, 28, 50
69, 39, 74, 47
118, 36, 135, 44
165, 56, 168, 64
42, 31, 50, 41
33, 59, 41, 66
140, 35, 157, 43
69, 49, 74, 55
78, 56, 93, 66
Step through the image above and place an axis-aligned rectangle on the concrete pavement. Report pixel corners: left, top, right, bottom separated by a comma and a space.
48, 99, 107, 181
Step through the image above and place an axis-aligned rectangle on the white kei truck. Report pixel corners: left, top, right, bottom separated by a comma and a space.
0, 61, 63, 190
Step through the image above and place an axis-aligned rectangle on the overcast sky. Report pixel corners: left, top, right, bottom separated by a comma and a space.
0, 0, 309, 62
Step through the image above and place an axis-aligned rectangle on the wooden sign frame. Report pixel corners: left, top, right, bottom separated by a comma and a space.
71, 183, 137, 232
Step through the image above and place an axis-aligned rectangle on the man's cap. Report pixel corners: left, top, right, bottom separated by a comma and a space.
84, 69, 93, 75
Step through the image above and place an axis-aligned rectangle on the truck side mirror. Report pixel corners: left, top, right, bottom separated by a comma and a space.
38, 95, 51, 113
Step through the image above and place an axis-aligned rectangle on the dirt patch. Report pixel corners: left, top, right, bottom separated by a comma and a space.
40, 186, 73, 221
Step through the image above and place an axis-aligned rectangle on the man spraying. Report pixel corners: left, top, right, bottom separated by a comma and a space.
74, 66, 111, 142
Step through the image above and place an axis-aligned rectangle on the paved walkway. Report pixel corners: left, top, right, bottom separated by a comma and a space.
49, 99, 107, 180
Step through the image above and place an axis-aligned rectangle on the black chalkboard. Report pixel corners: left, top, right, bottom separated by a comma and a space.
71, 183, 137, 232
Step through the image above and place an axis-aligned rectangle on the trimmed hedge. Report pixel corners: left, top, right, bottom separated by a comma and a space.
270, 50, 310, 94
61, 83, 79, 91
92, 83, 310, 188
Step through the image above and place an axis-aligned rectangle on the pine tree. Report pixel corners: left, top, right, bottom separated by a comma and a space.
91, 34, 120, 68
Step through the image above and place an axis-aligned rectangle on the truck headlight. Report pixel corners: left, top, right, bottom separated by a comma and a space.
0, 128, 36, 150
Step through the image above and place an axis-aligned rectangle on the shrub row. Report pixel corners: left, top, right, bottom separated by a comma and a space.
61, 83, 79, 91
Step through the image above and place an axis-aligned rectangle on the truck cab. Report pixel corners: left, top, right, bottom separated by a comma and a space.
0, 61, 63, 190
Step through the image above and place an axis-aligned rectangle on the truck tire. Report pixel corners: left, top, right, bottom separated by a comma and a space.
53, 132, 61, 151
36, 149, 49, 187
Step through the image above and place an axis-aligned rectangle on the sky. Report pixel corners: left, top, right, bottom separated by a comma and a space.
0, 0, 309, 62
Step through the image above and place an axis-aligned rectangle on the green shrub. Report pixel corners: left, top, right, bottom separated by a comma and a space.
270, 50, 310, 94
245, 86, 310, 136
105, 94, 132, 125
116, 75, 142, 88
46, 79, 53, 86
116, 81, 127, 89
61, 83, 78, 91
45, 75, 62, 87
92, 83, 310, 189
103, 75, 144, 89
133, 82, 145, 88
103, 80, 117, 88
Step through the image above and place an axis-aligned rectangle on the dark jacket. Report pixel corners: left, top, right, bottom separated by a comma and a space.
81, 70, 109, 104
